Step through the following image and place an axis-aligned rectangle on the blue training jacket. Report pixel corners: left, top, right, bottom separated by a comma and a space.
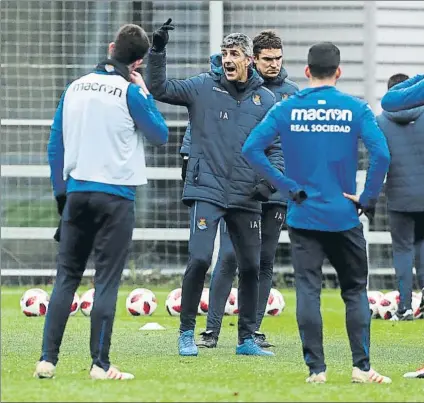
242, 86, 391, 232
381, 74, 424, 112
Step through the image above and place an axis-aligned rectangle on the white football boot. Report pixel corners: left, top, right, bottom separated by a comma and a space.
34, 361, 56, 379
352, 367, 392, 384
90, 364, 134, 380
403, 366, 424, 379
306, 372, 327, 383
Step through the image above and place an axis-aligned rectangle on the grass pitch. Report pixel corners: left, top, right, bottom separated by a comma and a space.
1, 287, 423, 402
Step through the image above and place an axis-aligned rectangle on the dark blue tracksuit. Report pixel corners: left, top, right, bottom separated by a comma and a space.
377, 106, 424, 310
147, 49, 278, 342
243, 86, 390, 374
42, 62, 168, 370
202, 66, 298, 336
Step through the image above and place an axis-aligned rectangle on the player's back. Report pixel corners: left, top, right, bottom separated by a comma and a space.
62, 72, 146, 186
277, 86, 366, 231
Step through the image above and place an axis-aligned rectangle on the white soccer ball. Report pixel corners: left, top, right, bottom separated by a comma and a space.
20, 288, 49, 317
265, 288, 285, 316
165, 288, 182, 316
412, 292, 423, 319
224, 287, 239, 315
80, 288, 95, 317
367, 290, 384, 319
378, 290, 399, 320
126, 288, 158, 316
69, 293, 80, 316
197, 288, 210, 315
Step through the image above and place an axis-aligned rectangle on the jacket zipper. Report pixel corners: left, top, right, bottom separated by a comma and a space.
223, 99, 242, 208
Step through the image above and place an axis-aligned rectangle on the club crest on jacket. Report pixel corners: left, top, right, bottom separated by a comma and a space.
197, 218, 207, 230
252, 93, 261, 106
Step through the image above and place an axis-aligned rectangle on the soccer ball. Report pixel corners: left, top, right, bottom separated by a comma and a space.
20, 288, 49, 317
378, 290, 399, 320
412, 292, 423, 319
165, 288, 182, 316
197, 288, 210, 315
367, 290, 384, 319
69, 293, 80, 316
265, 288, 285, 316
80, 288, 95, 317
126, 288, 158, 316
225, 287, 239, 315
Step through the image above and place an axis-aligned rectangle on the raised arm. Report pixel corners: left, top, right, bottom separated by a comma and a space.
381, 74, 424, 112
146, 50, 204, 106
145, 18, 203, 106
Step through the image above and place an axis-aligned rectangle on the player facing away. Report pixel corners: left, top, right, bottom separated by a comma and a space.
381, 74, 424, 380
195, 31, 299, 349
377, 74, 424, 321
243, 42, 392, 384
381, 74, 424, 112
146, 20, 279, 357
34, 24, 168, 380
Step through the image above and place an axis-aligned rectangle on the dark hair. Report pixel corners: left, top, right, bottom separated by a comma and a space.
253, 30, 282, 56
111, 24, 150, 65
307, 42, 340, 79
388, 73, 409, 89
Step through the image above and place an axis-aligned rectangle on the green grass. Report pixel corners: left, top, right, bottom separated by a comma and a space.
1, 287, 423, 402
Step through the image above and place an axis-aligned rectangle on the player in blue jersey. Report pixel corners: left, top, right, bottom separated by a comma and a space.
34, 24, 168, 380
243, 42, 392, 384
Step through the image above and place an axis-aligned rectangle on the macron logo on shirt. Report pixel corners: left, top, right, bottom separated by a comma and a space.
291, 108, 353, 122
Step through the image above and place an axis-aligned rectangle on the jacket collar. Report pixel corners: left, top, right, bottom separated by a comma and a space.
215, 66, 264, 99
259, 66, 288, 87
95, 59, 131, 81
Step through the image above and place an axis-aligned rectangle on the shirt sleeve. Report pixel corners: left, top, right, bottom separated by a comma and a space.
127, 83, 169, 146
47, 88, 67, 196
242, 105, 302, 197
381, 74, 424, 112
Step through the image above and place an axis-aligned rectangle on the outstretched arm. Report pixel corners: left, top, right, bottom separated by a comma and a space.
381, 74, 424, 112
145, 18, 203, 106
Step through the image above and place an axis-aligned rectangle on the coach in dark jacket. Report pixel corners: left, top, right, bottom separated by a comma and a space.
147, 20, 277, 357
148, 52, 278, 213
377, 73, 424, 321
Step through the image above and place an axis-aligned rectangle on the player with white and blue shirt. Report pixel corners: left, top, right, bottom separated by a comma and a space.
34, 24, 168, 381
243, 42, 392, 384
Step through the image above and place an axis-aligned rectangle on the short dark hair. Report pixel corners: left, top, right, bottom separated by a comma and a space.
253, 30, 282, 56
111, 24, 150, 65
387, 73, 409, 89
307, 42, 340, 79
